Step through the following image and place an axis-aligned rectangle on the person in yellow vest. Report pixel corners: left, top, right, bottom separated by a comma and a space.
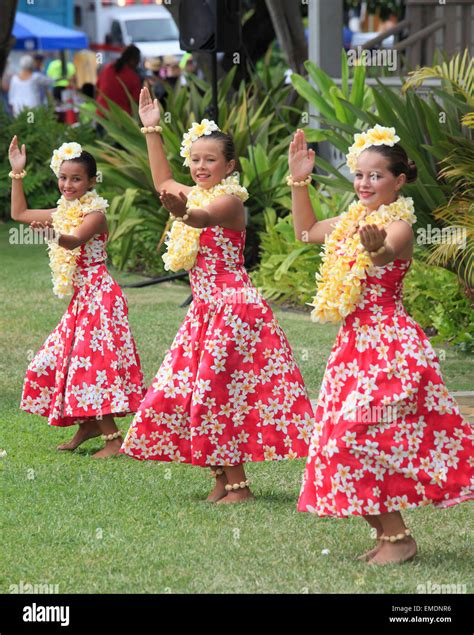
46, 57, 76, 102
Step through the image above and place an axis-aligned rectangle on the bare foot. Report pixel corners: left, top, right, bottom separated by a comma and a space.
207, 473, 228, 503
216, 488, 255, 505
57, 424, 101, 451
357, 540, 383, 562
92, 438, 123, 459
368, 537, 418, 566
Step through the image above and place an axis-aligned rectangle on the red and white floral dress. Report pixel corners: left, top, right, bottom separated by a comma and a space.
121, 225, 314, 466
21, 233, 146, 426
298, 259, 474, 517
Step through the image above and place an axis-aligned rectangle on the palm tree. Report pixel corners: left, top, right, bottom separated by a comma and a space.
0, 0, 18, 79
427, 119, 474, 294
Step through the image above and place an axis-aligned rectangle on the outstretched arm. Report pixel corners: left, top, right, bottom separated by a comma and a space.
139, 87, 193, 198
289, 130, 340, 244
31, 211, 108, 252
359, 220, 414, 266
9, 136, 55, 224
160, 190, 245, 232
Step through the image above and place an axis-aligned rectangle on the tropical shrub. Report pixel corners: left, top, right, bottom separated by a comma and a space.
403, 51, 474, 290
403, 256, 474, 352
250, 189, 354, 305
106, 189, 170, 275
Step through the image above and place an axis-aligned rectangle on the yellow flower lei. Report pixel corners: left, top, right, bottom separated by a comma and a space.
162, 173, 249, 273
48, 190, 109, 298
310, 196, 416, 324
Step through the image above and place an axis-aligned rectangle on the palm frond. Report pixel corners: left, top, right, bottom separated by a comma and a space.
403, 50, 474, 106
461, 112, 474, 129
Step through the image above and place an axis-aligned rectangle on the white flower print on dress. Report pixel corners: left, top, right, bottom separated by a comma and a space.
298, 259, 474, 517
21, 233, 145, 426
122, 224, 314, 466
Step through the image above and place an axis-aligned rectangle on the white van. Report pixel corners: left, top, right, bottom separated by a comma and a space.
74, 0, 183, 60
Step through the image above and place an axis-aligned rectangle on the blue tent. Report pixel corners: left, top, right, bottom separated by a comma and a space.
12, 11, 88, 51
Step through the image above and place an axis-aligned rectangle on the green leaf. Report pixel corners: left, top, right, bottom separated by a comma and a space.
341, 50, 349, 97
291, 75, 335, 119
305, 60, 336, 96
350, 64, 366, 110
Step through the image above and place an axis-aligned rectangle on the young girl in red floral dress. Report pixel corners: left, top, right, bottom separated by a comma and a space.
121, 88, 315, 503
9, 136, 146, 458
289, 127, 473, 564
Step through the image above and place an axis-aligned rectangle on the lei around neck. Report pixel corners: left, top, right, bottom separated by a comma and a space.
309, 196, 416, 323
162, 174, 249, 273
48, 190, 108, 298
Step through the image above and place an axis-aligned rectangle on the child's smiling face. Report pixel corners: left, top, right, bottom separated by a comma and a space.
58, 161, 95, 201
354, 150, 406, 211
189, 138, 235, 189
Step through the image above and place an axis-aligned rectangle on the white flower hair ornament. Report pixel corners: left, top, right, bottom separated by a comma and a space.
346, 125, 400, 173
50, 142, 83, 177
180, 119, 220, 167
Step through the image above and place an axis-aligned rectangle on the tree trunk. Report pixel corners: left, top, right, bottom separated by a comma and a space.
0, 0, 18, 79
264, 0, 308, 73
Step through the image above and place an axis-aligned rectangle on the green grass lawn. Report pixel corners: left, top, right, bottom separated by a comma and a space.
1, 222, 473, 594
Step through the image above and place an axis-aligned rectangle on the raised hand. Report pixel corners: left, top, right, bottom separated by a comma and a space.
359, 224, 387, 252
139, 87, 161, 128
9, 136, 27, 172
289, 129, 315, 182
160, 190, 188, 217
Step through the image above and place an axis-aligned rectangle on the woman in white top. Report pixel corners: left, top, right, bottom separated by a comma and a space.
8, 55, 53, 117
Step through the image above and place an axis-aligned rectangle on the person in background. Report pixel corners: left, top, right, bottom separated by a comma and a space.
179, 53, 198, 85
144, 57, 167, 105
33, 54, 48, 105
8, 55, 53, 117
1, 60, 13, 115
161, 55, 182, 90
33, 54, 45, 73
152, 55, 183, 109
96, 45, 142, 117
78, 83, 96, 125
46, 54, 76, 102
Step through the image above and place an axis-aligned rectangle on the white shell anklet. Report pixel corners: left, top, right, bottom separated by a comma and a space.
101, 431, 122, 442
381, 529, 411, 543
225, 479, 250, 492
210, 468, 224, 477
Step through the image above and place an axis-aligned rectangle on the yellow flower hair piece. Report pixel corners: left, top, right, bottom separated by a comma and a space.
180, 119, 220, 167
50, 142, 83, 177
48, 190, 109, 298
163, 173, 249, 273
346, 125, 400, 173
310, 196, 416, 324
